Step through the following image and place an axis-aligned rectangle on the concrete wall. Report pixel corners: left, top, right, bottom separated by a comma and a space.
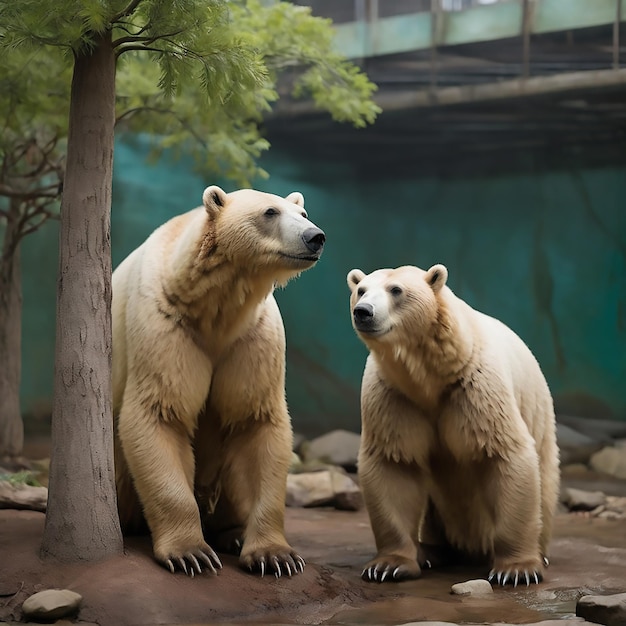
19, 137, 626, 434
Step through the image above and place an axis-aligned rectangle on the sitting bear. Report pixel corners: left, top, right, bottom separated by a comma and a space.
347, 264, 559, 586
112, 186, 325, 577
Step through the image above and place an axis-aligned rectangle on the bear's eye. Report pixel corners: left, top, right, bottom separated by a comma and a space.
389, 286, 403, 296
264, 207, 279, 216
357, 287, 365, 297
301, 211, 308, 219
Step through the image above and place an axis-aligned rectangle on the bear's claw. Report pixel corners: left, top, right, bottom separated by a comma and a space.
361, 564, 407, 583
361, 555, 421, 583
164, 546, 222, 577
241, 547, 305, 578
488, 568, 542, 587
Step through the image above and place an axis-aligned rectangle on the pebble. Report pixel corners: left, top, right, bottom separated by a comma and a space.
21, 588, 82, 621
450, 579, 493, 596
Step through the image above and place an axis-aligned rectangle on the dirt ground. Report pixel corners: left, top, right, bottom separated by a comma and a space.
1, 437, 625, 626
1, 495, 625, 626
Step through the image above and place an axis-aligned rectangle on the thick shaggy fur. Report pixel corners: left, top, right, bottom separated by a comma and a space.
347, 264, 559, 586
113, 186, 324, 577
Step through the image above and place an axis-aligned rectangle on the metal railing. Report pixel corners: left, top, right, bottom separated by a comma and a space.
290, 0, 516, 22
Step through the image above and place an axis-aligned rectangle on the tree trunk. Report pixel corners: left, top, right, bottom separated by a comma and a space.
0, 203, 24, 458
41, 30, 123, 561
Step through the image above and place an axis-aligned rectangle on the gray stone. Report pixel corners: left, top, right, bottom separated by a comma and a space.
558, 415, 626, 441
22, 589, 82, 621
576, 592, 626, 626
450, 579, 493, 596
590, 446, 626, 479
286, 471, 334, 507
303, 429, 361, 469
286, 469, 363, 510
330, 470, 363, 511
562, 487, 606, 511
556, 423, 602, 465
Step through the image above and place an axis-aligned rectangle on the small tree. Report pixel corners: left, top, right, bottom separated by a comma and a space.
1, 0, 379, 563
0, 48, 68, 459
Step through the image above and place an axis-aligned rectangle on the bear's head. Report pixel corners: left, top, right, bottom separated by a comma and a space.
202, 186, 325, 283
347, 264, 449, 343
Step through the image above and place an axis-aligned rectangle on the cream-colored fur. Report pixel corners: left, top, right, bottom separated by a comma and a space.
347, 264, 559, 586
113, 186, 325, 577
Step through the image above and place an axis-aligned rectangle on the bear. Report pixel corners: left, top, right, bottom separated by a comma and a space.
112, 185, 325, 577
347, 263, 559, 587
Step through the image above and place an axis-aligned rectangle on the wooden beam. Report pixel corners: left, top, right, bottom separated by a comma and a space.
376, 67, 626, 110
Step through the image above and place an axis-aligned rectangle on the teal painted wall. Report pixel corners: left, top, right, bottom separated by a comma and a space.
19, 138, 626, 435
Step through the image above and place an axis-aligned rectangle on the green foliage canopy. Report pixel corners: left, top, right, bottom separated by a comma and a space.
1, 0, 380, 187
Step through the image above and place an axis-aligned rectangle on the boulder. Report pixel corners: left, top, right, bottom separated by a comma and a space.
589, 446, 626, 480
286, 469, 363, 510
286, 471, 334, 508
576, 592, 626, 626
302, 430, 361, 469
330, 471, 363, 511
556, 424, 602, 465
562, 487, 606, 511
22, 589, 82, 621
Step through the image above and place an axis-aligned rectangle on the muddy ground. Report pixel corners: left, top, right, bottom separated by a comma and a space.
1, 478, 625, 626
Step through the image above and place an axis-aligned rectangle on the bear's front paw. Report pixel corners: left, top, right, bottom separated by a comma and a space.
488, 557, 544, 587
240, 545, 305, 578
156, 540, 223, 577
361, 555, 421, 583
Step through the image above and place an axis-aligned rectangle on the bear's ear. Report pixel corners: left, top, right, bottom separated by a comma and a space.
285, 191, 304, 207
425, 264, 448, 293
347, 269, 366, 292
202, 186, 227, 217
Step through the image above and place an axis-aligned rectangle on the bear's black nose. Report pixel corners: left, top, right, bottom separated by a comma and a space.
353, 302, 374, 324
302, 227, 326, 254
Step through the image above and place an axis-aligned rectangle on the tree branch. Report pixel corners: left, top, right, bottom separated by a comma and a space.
0, 183, 60, 201
115, 44, 164, 57
114, 106, 207, 147
111, 0, 145, 23
112, 28, 185, 48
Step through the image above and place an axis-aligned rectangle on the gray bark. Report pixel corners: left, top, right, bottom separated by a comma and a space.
41, 30, 123, 561
0, 205, 24, 458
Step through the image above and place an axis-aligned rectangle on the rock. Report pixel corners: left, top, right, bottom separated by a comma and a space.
589, 446, 626, 479
286, 471, 334, 507
450, 579, 493, 596
302, 429, 361, 469
556, 424, 602, 465
289, 451, 302, 473
0, 482, 47, 512
576, 591, 626, 626
22, 589, 82, 621
330, 471, 363, 511
558, 415, 626, 441
292, 432, 306, 453
286, 469, 363, 510
562, 487, 606, 511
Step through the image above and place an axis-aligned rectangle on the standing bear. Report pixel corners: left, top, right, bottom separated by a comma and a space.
347, 264, 559, 586
112, 186, 325, 577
